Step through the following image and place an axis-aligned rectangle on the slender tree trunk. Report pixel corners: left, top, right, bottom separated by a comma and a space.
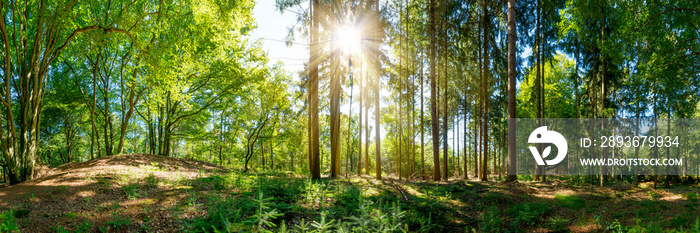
116, 67, 144, 154
634, 112, 640, 185
359, 62, 363, 176
398, 0, 404, 180
506, 0, 518, 182
420, 49, 425, 180
534, 0, 542, 181
599, 1, 607, 187
480, 0, 489, 181
330, 30, 341, 178
374, 0, 382, 180
442, 23, 449, 180
429, 0, 441, 181
463, 98, 468, 180
474, 107, 479, 178
309, 0, 321, 180
346, 60, 354, 178
665, 116, 671, 188
410, 21, 416, 177
540, 0, 547, 183
366, 81, 370, 176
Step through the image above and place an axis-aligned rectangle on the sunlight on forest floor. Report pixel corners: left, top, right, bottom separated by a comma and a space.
0, 157, 698, 232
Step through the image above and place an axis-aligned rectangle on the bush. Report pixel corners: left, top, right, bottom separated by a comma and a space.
683, 191, 697, 201
333, 185, 362, 216
122, 183, 142, 199
507, 202, 551, 227
545, 216, 569, 232
479, 206, 502, 233
0, 210, 19, 232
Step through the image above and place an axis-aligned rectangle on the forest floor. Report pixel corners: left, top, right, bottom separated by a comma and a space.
0, 155, 697, 232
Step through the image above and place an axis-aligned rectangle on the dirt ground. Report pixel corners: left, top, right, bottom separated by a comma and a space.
0, 154, 226, 232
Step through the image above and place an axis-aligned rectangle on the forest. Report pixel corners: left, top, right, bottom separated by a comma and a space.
0, 0, 699, 232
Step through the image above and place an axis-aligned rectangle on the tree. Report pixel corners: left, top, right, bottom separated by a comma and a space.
0, 0, 138, 184
310, 0, 322, 180
429, 0, 441, 182
506, 0, 518, 182
373, 0, 383, 180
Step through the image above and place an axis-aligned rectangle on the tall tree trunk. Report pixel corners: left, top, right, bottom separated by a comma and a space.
463, 95, 468, 180
116, 67, 145, 154
429, 0, 441, 181
366, 80, 370, 176
420, 49, 425, 180
359, 62, 363, 176
374, 0, 382, 180
534, 0, 542, 182
665, 115, 671, 188
474, 106, 479, 178
442, 19, 449, 180
346, 59, 354, 178
599, 0, 606, 187
309, 0, 321, 180
506, 0, 518, 182
480, 0, 489, 182
411, 37, 416, 178
540, 0, 547, 183
398, 0, 404, 180
330, 23, 341, 177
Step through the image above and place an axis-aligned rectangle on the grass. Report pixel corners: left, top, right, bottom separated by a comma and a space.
122, 183, 145, 200
74, 220, 94, 233
554, 194, 586, 209
546, 216, 569, 232
4, 161, 700, 232
106, 211, 131, 230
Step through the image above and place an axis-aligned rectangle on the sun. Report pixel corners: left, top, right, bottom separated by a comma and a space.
337, 25, 362, 55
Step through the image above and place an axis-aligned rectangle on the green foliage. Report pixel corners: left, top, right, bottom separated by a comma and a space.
0, 210, 19, 233
51, 225, 69, 233
311, 211, 335, 233
648, 191, 663, 200
479, 206, 502, 233
554, 194, 585, 209
182, 175, 409, 233
683, 192, 698, 201
517, 53, 578, 118
545, 216, 569, 232
194, 176, 228, 191
64, 212, 78, 219
74, 220, 94, 233
334, 185, 362, 216
84, 197, 91, 207
145, 174, 160, 187
249, 192, 284, 231
507, 203, 552, 228
106, 211, 132, 230
123, 183, 144, 200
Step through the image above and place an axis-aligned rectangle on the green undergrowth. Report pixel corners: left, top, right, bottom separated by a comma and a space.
16, 170, 700, 232
0, 210, 19, 232
172, 172, 700, 233
182, 173, 409, 232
